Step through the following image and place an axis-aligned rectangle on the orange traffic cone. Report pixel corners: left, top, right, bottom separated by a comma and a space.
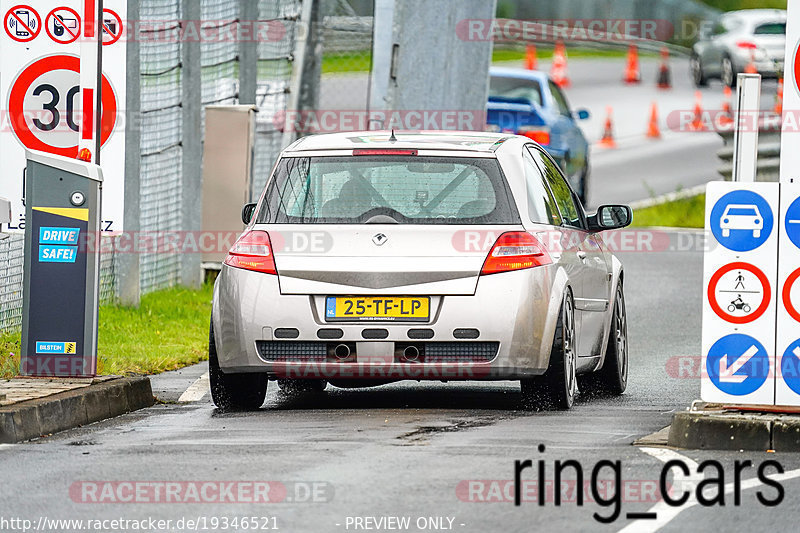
623, 43, 641, 84
720, 86, 734, 127
646, 103, 661, 139
775, 77, 784, 115
691, 91, 706, 131
550, 41, 571, 88
524, 44, 538, 70
744, 50, 758, 74
599, 107, 617, 148
657, 47, 672, 89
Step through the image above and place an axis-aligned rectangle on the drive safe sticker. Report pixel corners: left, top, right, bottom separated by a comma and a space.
22, 207, 88, 375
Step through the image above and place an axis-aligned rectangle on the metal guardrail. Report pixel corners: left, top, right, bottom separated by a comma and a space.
717, 124, 781, 182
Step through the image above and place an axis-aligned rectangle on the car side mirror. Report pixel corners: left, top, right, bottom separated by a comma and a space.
575, 109, 590, 120
588, 205, 632, 232
241, 203, 257, 225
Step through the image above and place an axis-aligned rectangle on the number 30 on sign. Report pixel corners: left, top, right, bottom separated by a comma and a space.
8, 54, 117, 158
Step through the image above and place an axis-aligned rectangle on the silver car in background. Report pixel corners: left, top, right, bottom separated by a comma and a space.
210, 132, 631, 411
691, 9, 786, 87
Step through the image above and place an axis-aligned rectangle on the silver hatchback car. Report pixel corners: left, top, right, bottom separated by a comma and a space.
691, 9, 786, 87
210, 131, 631, 411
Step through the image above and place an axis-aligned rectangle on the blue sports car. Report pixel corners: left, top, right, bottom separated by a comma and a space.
487, 67, 591, 204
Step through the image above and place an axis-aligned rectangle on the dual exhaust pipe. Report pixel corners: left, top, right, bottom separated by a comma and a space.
329, 343, 423, 363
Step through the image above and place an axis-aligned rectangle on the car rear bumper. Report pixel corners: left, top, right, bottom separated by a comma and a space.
212, 264, 564, 380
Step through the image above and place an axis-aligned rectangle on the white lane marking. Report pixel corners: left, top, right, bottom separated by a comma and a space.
619, 447, 800, 533
177, 372, 210, 403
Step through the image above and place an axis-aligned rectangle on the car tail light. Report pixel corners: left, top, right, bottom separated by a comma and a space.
736, 41, 757, 49
519, 129, 550, 146
353, 149, 418, 156
481, 232, 552, 276
224, 230, 277, 274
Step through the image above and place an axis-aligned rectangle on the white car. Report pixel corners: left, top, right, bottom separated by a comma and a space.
211, 131, 632, 411
720, 204, 763, 238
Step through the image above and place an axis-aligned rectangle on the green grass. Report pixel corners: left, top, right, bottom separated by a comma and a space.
322, 52, 374, 74
632, 194, 706, 229
0, 284, 213, 379
699, 0, 786, 10
319, 46, 645, 75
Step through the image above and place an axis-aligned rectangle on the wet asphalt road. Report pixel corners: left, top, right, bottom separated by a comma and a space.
5, 238, 800, 532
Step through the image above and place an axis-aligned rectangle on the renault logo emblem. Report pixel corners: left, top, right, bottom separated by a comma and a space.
372, 233, 388, 246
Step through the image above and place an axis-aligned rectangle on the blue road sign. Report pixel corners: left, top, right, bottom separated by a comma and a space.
785, 196, 800, 249
710, 190, 773, 252
706, 334, 770, 395
781, 339, 800, 396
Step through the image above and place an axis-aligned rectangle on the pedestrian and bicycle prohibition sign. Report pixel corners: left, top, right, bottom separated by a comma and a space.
45, 7, 80, 45
7, 55, 117, 158
4, 4, 41, 43
707, 262, 771, 323
784, 268, 800, 323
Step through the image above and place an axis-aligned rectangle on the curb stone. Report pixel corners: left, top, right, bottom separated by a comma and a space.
0, 377, 154, 443
668, 411, 800, 451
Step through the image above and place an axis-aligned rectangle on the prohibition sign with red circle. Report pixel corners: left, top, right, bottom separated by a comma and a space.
707, 262, 772, 324
101, 8, 122, 46
783, 268, 800, 323
7, 55, 117, 158
4, 4, 41, 43
45, 7, 81, 45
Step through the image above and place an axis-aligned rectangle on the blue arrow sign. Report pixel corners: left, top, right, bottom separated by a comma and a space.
710, 190, 773, 252
785, 196, 800, 250
706, 334, 770, 395
780, 339, 800, 396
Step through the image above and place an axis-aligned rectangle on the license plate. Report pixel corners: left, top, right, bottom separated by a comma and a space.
325, 296, 430, 322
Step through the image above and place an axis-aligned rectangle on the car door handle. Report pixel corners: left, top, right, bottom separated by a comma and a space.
577, 251, 587, 261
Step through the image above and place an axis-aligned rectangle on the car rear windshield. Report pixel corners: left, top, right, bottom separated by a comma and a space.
256, 156, 521, 225
754, 22, 785, 35
728, 207, 758, 216
489, 76, 543, 107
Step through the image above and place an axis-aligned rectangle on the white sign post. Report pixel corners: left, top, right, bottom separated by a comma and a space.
776, 0, 800, 406
0, 0, 127, 232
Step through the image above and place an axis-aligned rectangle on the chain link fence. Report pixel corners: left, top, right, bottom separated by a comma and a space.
0, 0, 309, 332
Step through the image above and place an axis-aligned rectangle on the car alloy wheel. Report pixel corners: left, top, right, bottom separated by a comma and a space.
722, 56, 735, 88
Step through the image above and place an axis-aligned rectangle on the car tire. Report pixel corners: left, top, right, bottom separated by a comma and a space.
520, 289, 577, 410
208, 321, 268, 411
578, 281, 628, 396
277, 379, 327, 393
721, 55, 736, 88
690, 54, 708, 87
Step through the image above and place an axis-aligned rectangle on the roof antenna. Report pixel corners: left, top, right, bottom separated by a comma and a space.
389, 129, 397, 142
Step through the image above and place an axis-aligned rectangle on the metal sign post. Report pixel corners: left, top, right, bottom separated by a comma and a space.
20, 150, 102, 377
732, 73, 761, 183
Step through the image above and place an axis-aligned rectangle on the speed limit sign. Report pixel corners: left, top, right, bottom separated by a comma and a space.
8, 54, 117, 158
0, 0, 127, 232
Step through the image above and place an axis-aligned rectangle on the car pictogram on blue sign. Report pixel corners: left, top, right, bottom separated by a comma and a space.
710, 190, 773, 252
